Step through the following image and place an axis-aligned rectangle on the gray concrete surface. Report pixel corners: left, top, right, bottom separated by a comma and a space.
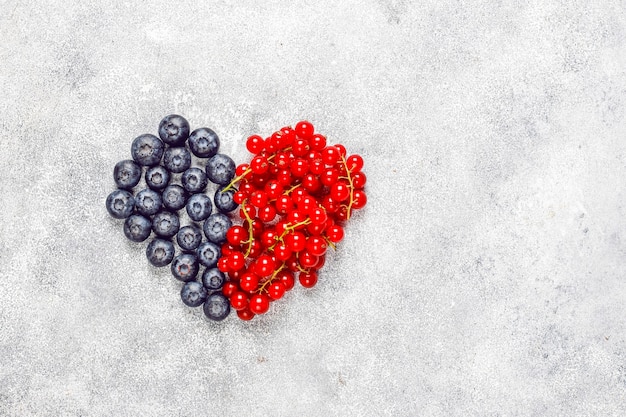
1, 1, 626, 416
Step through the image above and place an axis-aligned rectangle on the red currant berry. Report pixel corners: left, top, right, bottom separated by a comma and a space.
321, 195, 339, 214
249, 294, 271, 315
309, 159, 325, 176
330, 181, 350, 202
309, 134, 327, 150
298, 251, 318, 269
251, 218, 265, 237
267, 281, 286, 300
306, 221, 326, 236
236, 163, 250, 177
226, 225, 248, 245
230, 291, 249, 310
352, 171, 367, 189
240, 181, 256, 195
346, 154, 364, 172
264, 180, 283, 199
306, 236, 327, 257
249, 190, 268, 208
277, 270, 295, 290
274, 152, 292, 169
302, 174, 321, 193
351, 189, 367, 209
335, 205, 350, 221
285, 231, 307, 252
261, 230, 278, 247
299, 270, 318, 288
292, 138, 310, 157
276, 169, 292, 186
325, 224, 344, 243
221, 242, 237, 256
240, 272, 260, 293
258, 204, 277, 222
297, 196, 317, 213
290, 158, 309, 177
275, 195, 294, 214
239, 204, 256, 220
246, 135, 265, 154
273, 243, 292, 261
290, 188, 309, 205
228, 269, 242, 282
254, 255, 275, 277
248, 240, 263, 258
309, 206, 328, 225
312, 253, 326, 269
295, 120, 314, 139
321, 168, 339, 186
237, 308, 255, 321
222, 282, 238, 298
228, 251, 246, 271
335, 144, 346, 158
233, 190, 247, 204
250, 155, 270, 175
218, 257, 231, 273
322, 146, 340, 166
285, 255, 300, 272
286, 210, 307, 226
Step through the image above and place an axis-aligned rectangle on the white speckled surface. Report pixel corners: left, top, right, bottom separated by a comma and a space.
1, 1, 626, 415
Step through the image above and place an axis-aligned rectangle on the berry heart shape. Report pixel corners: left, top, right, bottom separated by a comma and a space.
106, 116, 367, 322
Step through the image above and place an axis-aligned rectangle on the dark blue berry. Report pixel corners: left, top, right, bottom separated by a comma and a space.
131, 134, 164, 166
176, 225, 203, 252
181, 167, 208, 194
113, 160, 142, 190
163, 146, 192, 173
145, 165, 171, 191
123, 214, 152, 242
162, 184, 188, 211
203, 213, 232, 244
171, 253, 199, 282
186, 194, 213, 222
202, 268, 226, 290
203, 292, 230, 321
197, 241, 221, 268
134, 188, 163, 216
188, 127, 219, 158
152, 211, 180, 238
106, 189, 135, 219
158, 114, 190, 146
181, 281, 208, 307
146, 238, 175, 267
214, 186, 238, 213
205, 153, 236, 185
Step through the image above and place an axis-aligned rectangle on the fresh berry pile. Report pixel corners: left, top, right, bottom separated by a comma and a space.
216, 121, 367, 321
106, 117, 366, 322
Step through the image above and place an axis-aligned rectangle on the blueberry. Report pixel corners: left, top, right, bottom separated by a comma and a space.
158, 114, 190, 146
171, 253, 199, 282
188, 127, 219, 158
186, 194, 213, 222
123, 214, 152, 242
152, 211, 180, 238
203, 292, 230, 321
205, 153, 236, 185
113, 160, 142, 190
214, 185, 238, 213
134, 188, 163, 216
162, 184, 188, 211
146, 238, 175, 267
202, 268, 226, 290
203, 213, 232, 244
181, 281, 208, 307
176, 225, 203, 252
163, 146, 192, 173
145, 165, 171, 191
106, 189, 135, 219
197, 241, 221, 268
131, 134, 164, 166
181, 167, 208, 194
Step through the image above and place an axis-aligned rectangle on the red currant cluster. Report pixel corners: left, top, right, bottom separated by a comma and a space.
217, 121, 367, 320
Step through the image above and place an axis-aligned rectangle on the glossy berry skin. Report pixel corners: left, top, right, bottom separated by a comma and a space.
152, 211, 180, 238
162, 184, 188, 211
145, 166, 171, 191
248, 294, 270, 315
171, 253, 199, 282
246, 135, 265, 154
188, 127, 219, 158
299, 271, 318, 288
203, 292, 231, 321
206, 154, 236, 185
230, 291, 249, 310
131, 134, 164, 166
197, 241, 221, 268
145, 238, 175, 267
295, 120, 314, 138
134, 188, 163, 216
203, 213, 232, 244
180, 281, 208, 307
113, 160, 141, 190
202, 267, 226, 290
176, 225, 203, 252
123, 214, 152, 242
186, 194, 213, 222
267, 281, 286, 300
214, 186, 238, 213
237, 308, 255, 321
181, 167, 208, 194
106, 189, 135, 219
158, 114, 190, 146
254, 255, 275, 277
163, 146, 192, 173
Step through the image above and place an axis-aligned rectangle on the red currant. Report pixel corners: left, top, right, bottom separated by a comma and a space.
284, 231, 307, 252
230, 291, 249, 310
237, 308, 255, 321
309, 134, 326, 150
246, 135, 265, 154
240, 272, 260, 293
306, 236, 327, 257
295, 120, 314, 138
351, 190, 367, 209
298, 251, 318, 269
275, 195, 294, 214
267, 281, 286, 300
292, 138, 310, 156
346, 154, 363, 172
290, 158, 308, 177
226, 225, 248, 245
227, 251, 246, 271
299, 270, 318, 288
249, 293, 271, 315
330, 181, 350, 202
322, 146, 340, 166
222, 282, 238, 298
277, 270, 295, 290
254, 255, 275, 277
352, 171, 367, 189
325, 224, 344, 243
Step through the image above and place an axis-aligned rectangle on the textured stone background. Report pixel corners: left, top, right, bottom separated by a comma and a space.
1, 1, 626, 416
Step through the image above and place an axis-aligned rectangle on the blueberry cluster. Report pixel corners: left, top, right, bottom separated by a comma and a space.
105, 115, 238, 322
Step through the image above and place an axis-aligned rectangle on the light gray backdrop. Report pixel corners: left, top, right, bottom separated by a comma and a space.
1, 1, 625, 416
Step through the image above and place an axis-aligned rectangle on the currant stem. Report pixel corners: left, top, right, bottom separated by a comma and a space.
323, 236, 337, 251
222, 167, 252, 193
240, 200, 255, 257
257, 262, 285, 293
339, 154, 355, 220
